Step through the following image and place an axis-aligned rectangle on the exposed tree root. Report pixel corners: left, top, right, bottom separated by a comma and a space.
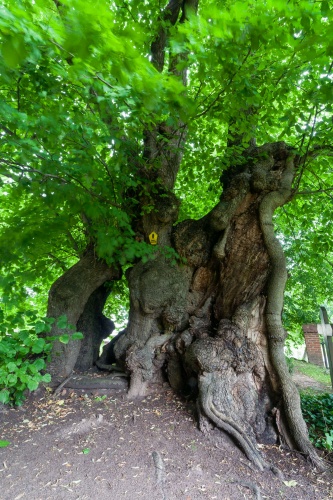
127, 373, 148, 399
152, 450, 166, 483
63, 374, 128, 390
199, 373, 265, 471
272, 407, 295, 450
198, 373, 285, 477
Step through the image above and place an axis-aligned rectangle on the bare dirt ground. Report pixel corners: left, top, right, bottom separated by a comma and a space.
292, 370, 333, 394
0, 372, 332, 500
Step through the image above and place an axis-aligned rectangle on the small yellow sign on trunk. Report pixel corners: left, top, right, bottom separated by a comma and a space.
149, 232, 158, 245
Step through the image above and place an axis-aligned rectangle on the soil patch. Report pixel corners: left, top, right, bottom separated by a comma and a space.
1, 384, 332, 500
292, 370, 333, 394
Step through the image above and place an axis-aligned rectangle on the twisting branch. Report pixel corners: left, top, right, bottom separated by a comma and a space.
259, 152, 326, 470
118, 1, 137, 23
299, 144, 333, 163
0, 159, 68, 183
48, 253, 68, 271
297, 108, 315, 158
293, 106, 319, 192
295, 165, 333, 200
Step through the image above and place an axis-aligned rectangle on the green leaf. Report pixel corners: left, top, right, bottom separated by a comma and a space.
57, 315, 68, 329
31, 338, 46, 354
6, 362, 17, 373
2, 34, 28, 68
0, 390, 10, 405
59, 335, 70, 344
250, 34, 260, 51
72, 332, 83, 340
82, 448, 90, 454
27, 379, 39, 391
7, 373, 18, 387
33, 358, 45, 371
321, 1, 330, 15
41, 373, 51, 383
35, 321, 47, 334
300, 15, 311, 31
0, 440, 10, 448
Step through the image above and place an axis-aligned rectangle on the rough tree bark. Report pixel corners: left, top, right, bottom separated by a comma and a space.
47, 247, 120, 381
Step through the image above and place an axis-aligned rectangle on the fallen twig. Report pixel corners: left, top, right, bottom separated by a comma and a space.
152, 451, 167, 500
53, 372, 73, 397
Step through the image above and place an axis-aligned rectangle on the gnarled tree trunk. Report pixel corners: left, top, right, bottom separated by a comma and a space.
47, 247, 120, 381
112, 142, 323, 469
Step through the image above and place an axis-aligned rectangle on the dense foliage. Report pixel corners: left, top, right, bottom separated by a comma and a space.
1, 0, 333, 397
0, 311, 82, 405
301, 392, 333, 451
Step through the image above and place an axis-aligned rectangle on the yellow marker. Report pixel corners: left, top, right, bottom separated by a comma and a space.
149, 232, 158, 245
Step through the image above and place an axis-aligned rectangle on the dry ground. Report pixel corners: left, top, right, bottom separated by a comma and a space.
0, 372, 332, 500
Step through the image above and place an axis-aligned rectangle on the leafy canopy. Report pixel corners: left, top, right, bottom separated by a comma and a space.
1, 0, 333, 333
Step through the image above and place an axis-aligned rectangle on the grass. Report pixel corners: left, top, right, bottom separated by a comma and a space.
293, 359, 332, 387
291, 359, 333, 451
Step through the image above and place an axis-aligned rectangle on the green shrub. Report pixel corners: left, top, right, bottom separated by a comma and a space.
301, 392, 333, 451
0, 311, 82, 406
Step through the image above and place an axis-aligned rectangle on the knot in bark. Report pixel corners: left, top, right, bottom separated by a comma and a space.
186, 319, 258, 375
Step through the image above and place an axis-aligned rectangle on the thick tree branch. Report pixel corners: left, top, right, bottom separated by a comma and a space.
139, 0, 199, 191
151, 0, 183, 72
66, 231, 81, 257
293, 107, 319, 192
